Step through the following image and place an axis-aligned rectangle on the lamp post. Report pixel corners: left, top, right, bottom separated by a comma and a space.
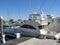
0, 16, 6, 44
0, 16, 3, 35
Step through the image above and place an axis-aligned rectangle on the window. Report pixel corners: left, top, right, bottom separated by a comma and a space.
38, 25, 43, 29
57, 19, 60, 23
21, 24, 36, 29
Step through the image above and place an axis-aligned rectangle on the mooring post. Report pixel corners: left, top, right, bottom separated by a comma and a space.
2, 34, 6, 44
16, 33, 21, 38
0, 16, 6, 44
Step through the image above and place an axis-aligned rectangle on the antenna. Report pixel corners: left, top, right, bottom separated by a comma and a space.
46, 0, 55, 14
36, 0, 46, 13
7, 0, 11, 19
7, 0, 11, 28
18, 7, 20, 19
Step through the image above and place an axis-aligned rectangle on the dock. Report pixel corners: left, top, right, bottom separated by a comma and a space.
5, 37, 32, 45
4, 37, 60, 45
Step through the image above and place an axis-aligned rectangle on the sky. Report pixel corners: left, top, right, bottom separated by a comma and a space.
0, 0, 60, 19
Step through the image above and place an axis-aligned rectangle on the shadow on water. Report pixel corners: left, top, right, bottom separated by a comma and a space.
6, 37, 33, 45
5, 35, 16, 41
6, 35, 35, 44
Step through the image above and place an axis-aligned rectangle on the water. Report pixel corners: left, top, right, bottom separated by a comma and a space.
0, 43, 2, 45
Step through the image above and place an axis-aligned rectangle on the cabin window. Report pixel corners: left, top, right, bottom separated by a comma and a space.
38, 25, 43, 29
21, 24, 36, 29
57, 19, 60, 23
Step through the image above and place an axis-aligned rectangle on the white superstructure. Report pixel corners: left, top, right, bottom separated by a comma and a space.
29, 12, 48, 25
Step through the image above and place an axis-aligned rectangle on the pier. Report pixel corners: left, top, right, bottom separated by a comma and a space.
4, 37, 60, 45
